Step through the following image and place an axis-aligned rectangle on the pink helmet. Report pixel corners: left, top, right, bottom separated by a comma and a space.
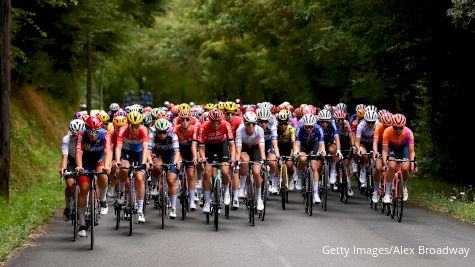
392, 114, 406, 127
333, 110, 346, 120
380, 112, 393, 127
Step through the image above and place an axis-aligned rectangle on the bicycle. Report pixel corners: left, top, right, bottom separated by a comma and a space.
337, 150, 352, 204
177, 160, 195, 220
238, 160, 263, 226
151, 162, 176, 229
203, 155, 228, 231
278, 156, 293, 210
387, 157, 417, 222
359, 151, 375, 208
61, 171, 79, 242
118, 163, 145, 236
319, 154, 332, 212
260, 159, 277, 221
297, 153, 317, 216
65, 170, 108, 250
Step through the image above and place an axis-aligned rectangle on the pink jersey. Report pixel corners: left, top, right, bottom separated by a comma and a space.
382, 126, 414, 148
117, 125, 149, 152
197, 120, 234, 144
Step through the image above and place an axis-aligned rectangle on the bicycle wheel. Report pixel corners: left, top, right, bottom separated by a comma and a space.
396, 174, 404, 222
247, 175, 255, 226
303, 170, 309, 214
161, 177, 166, 229
89, 189, 95, 250
321, 163, 328, 211
72, 186, 78, 241
340, 163, 348, 204
307, 169, 314, 216
115, 201, 121, 230
129, 184, 133, 236
390, 179, 397, 219
214, 181, 220, 231
280, 164, 287, 210
181, 173, 187, 221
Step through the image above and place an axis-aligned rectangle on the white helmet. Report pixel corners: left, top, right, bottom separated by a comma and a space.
318, 109, 332, 121
155, 118, 170, 131
365, 105, 378, 113
355, 104, 366, 112
323, 104, 332, 111
364, 110, 378, 122
109, 103, 120, 112
243, 111, 258, 123
256, 108, 272, 120
336, 103, 347, 112
302, 114, 317, 126
259, 102, 274, 111
69, 119, 85, 134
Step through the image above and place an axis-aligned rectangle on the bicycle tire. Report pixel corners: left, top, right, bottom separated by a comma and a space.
341, 163, 348, 204
308, 169, 313, 216
181, 172, 187, 221
321, 163, 328, 211
280, 164, 287, 210
115, 203, 120, 230
391, 179, 397, 219
303, 170, 308, 214
247, 174, 255, 226
397, 174, 404, 222
214, 181, 220, 231
262, 172, 268, 221
129, 183, 133, 236
89, 189, 95, 250
161, 176, 166, 229
72, 186, 78, 241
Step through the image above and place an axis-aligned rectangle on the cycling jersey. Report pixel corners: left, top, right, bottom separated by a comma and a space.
173, 125, 196, 146
382, 126, 414, 148
373, 122, 387, 144
277, 125, 296, 144
317, 120, 339, 145
197, 120, 234, 144
116, 125, 149, 152
296, 124, 324, 153
76, 129, 112, 155
148, 129, 180, 153
235, 124, 265, 147
356, 120, 375, 143
228, 116, 243, 136
62, 133, 77, 159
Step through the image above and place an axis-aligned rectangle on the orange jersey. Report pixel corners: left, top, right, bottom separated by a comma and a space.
373, 123, 387, 144
382, 126, 414, 148
173, 125, 196, 146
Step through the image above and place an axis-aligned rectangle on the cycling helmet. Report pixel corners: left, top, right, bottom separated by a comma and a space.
302, 105, 316, 115
200, 112, 209, 123
80, 113, 90, 122
287, 105, 295, 113
277, 104, 288, 112
143, 113, 153, 127
204, 103, 216, 111
271, 106, 279, 114
380, 112, 393, 127
155, 118, 170, 131
323, 104, 332, 111
243, 111, 258, 123
365, 105, 377, 113
69, 119, 85, 134
364, 110, 378, 122
114, 109, 127, 117
336, 103, 347, 112
392, 114, 406, 127
356, 108, 366, 119
333, 110, 346, 120
98, 111, 110, 123
178, 103, 191, 112
256, 108, 272, 120
208, 108, 224, 121
151, 108, 160, 119
156, 110, 170, 120
109, 103, 120, 112
217, 102, 225, 110
171, 105, 179, 115
224, 101, 239, 112
127, 111, 143, 125
85, 116, 102, 130
355, 104, 366, 112
318, 109, 332, 121
259, 102, 274, 111
277, 110, 290, 121
294, 108, 304, 118
124, 106, 132, 113
189, 101, 195, 107
194, 105, 204, 116
73, 112, 83, 120
179, 109, 192, 118
113, 116, 128, 127
302, 114, 317, 126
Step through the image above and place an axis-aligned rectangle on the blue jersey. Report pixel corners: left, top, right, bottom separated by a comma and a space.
317, 121, 339, 144
296, 124, 324, 153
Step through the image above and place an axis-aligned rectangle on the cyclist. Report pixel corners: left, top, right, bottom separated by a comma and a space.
59, 119, 85, 221
276, 110, 296, 190
75, 116, 112, 238
196, 108, 236, 213
256, 108, 280, 194
382, 114, 416, 203
149, 118, 181, 219
108, 103, 120, 118
235, 111, 267, 211
114, 111, 149, 223
173, 109, 198, 211
317, 109, 343, 190
108, 115, 128, 198
333, 110, 355, 196
294, 113, 325, 203
371, 111, 393, 203
355, 110, 378, 190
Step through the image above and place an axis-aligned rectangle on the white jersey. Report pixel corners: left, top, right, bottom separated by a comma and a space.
356, 120, 375, 143
62, 133, 76, 159
235, 123, 265, 147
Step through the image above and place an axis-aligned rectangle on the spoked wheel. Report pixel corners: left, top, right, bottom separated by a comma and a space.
213, 182, 221, 231
261, 176, 268, 221
280, 164, 287, 210
89, 190, 95, 250
161, 185, 166, 229
303, 172, 309, 214
396, 176, 404, 222
247, 176, 255, 226
321, 165, 328, 211
115, 203, 121, 230
181, 175, 187, 221
308, 170, 314, 216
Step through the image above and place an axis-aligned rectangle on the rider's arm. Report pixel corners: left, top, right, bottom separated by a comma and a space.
140, 126, 149, 165
75, 132, 84, 169
272, 139, 280, 157
229, 140, 236, 162
103, 131, 112, 169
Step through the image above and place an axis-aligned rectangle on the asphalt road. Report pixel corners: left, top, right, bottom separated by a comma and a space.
5, 189, 475, 267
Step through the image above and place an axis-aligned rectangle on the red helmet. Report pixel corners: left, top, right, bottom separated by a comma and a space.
380, 112, 393, 127
392, 113, 406, 127
294, 108, 303, 117
287, 105, 294, 113
208, 108, 224, 121
85, 116, 103, 130
333, 110, 346, 119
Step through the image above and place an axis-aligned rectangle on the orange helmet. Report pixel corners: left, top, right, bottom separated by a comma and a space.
113, 115, 128, 127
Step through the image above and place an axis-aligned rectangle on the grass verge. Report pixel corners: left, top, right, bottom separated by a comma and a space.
409, 176, 475, 224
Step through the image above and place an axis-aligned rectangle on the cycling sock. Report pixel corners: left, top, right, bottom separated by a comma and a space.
204, 191, 211, 204
169, 195, 176, 209
189, 189, 196, 202
297, 169, 303, 181
152, 176, 158, 187
255, 187, 261, 200
99, 188, 107, 202
330, 161, 336, 173
273, 176, 279, 187
137, 200, 144, 214
233, 190, 239, 201
239, 176, 246, 189
385, 182, 392, 196
119, 182, 125, 192
314, 181, 319, 193
79, 207, 86, 226
374, 181, 380, 191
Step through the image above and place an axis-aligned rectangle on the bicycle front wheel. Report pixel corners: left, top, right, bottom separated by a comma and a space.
89, 189, 95, 250
396, 174, 404, 222
321, 164, 328, 211
214, 181, 221, 231
72, 187, 78, 241
280, 164, 287, 210
308, 169, 314, 216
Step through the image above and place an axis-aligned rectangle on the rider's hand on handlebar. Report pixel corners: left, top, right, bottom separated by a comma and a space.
75, 166, 84, 173
115, 161, 121, 168
336, 150, 343, 160
319, 150, 326, 157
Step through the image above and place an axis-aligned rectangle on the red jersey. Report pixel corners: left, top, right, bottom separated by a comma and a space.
117, 125, 149, 152
173, 125, 196, 146
197, 120, 234, 144
227, 116, 243, 136
173, 116, 199, 126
